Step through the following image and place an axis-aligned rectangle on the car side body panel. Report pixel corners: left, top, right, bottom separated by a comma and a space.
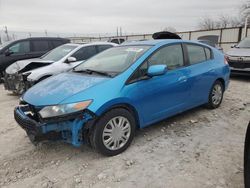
18, 39, 230, 148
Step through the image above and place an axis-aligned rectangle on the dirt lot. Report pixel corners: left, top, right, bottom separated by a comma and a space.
0, 77, 249, 188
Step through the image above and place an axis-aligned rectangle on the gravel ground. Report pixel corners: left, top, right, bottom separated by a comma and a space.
0, 76, 249, 188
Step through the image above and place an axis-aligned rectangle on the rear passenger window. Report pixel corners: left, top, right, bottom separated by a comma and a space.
186, 44, 206, 64
97, 45, 112, 53
32, 40, 49, 52
72, 46, 97, 61
205, 47, 212, 60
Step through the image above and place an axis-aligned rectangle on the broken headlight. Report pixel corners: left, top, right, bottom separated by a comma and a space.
39, 100, 93, 118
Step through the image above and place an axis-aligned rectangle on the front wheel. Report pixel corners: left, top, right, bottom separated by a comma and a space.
91, 108, 136, 156
206, 80, 224, 109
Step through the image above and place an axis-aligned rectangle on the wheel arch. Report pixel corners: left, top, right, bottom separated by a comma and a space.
215, 77, 225, 91
99, 103, 141, 129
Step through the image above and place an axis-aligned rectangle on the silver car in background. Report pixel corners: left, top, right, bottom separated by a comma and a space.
4, 42, 117, 94
226, 37, 250, 76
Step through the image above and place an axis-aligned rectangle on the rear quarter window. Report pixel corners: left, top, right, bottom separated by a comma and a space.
204, 47, 212, 60
186, 44, 206, 65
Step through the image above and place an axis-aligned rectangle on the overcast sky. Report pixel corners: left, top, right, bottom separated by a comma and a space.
0, 0, 245, 36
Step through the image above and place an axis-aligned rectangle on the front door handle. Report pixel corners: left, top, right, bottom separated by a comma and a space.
178, 76, 187, 83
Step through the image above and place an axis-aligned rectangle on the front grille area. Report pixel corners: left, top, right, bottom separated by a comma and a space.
14, 106, 42, 134
228, 60, 250, 69
19, 101, 41, 122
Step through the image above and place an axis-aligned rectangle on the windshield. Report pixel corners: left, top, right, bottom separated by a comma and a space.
237, 38, 250, 48
41, 45, 77, 61
74, 45, 151, 75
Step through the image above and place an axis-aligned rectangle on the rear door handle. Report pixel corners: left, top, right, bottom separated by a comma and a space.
209, 68, 215, 72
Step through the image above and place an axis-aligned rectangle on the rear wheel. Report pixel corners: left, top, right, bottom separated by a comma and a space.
206, 80, 224, 109
91, 108, 136, 156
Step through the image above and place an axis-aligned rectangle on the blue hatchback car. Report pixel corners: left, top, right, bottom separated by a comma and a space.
14, 40, 230, 156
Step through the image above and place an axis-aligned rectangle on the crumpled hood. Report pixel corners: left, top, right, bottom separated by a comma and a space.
5, 58, 54, 74
226, 48, 250, 57
23, 72, 110, 106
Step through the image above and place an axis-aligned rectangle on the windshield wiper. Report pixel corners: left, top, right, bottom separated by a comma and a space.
74, 69, 113, 77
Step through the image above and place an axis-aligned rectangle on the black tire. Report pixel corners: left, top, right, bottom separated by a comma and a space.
206, 80, 224, 109
91, 108, 136, 156
245, 122, 250, 188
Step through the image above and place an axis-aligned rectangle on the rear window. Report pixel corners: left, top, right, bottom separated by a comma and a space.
32, 40, 50, 52
186, 44, 206, 65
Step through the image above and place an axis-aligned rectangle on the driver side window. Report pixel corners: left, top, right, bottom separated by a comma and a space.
148, 44, 184, 70
8, 41, 30, 54
128, 44, 184, 83
72, 46, 97, 61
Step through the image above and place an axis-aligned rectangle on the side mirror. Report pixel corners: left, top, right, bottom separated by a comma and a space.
4, 49, 13, 56
66, 57, 77, 63
147, 65, 167, 77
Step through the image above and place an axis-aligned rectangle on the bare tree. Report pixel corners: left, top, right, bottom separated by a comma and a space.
198, 17, 216, 30
230, 17, 242, 27
197, 1, 249, 30
163, 26, 177, 33
218, 15, 230, 28
240, 1, 250, 25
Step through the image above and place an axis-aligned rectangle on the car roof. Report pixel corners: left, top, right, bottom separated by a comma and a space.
120, 39, 181, 46
13, 37, 69, 42
69, 42, 117, 48
120, 39, 210, 47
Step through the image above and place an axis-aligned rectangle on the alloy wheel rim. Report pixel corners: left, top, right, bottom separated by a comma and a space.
102, 116, 131, 151
212, 84, 223, 105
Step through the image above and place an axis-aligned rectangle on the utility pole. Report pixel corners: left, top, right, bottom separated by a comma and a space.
4, 26, 10, 41
245, 15, 250, 37
45, 30, 48, 36
120, 27, 122, 36
116, 27, 119, 37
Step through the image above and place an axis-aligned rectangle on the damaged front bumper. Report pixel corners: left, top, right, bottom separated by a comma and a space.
3, 73, 28, 94
14, 104, 95, 147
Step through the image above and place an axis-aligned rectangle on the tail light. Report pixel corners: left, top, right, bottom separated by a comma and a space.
224, 56, 229, 65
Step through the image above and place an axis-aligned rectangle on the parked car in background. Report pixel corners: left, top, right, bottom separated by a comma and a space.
245, 121, 250, 188
226, 37, 250, 76
152, 31, 181, 39
4, 42, 116, 94
198, 40, 223, 51
0, 37, 70, 80
14, 40, 230, 156
108, 38, 125, 44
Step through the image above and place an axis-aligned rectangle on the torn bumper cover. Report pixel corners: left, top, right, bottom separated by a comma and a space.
14, 104, 95, 146
3, 73, 25, 93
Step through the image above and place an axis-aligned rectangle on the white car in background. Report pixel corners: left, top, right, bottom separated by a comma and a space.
226, 37, 250, 76
4, 42, 117, 94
